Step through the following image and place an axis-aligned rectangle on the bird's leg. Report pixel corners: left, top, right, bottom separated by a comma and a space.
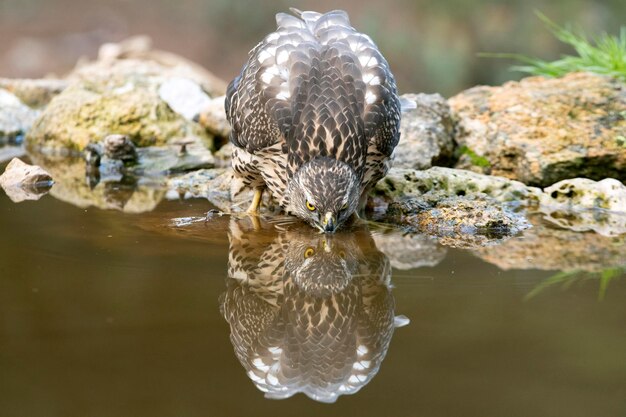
246, 187, 264, 214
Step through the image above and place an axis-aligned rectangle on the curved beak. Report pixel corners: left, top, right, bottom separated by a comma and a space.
322, 212, 337, 233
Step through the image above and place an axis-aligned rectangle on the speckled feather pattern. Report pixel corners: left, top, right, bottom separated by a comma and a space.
221, 218, 396, 402
225, 9, 401, 208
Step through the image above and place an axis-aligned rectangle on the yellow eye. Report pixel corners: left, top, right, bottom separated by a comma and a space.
341, 203, 348, 210
306, 201, 316, 211
338, 250, 346, 259
304, 247, 315, 259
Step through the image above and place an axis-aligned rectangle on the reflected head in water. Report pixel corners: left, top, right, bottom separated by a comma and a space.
220, 217, 408, 403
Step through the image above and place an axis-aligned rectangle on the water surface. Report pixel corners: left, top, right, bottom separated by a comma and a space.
1, 160, 625, 417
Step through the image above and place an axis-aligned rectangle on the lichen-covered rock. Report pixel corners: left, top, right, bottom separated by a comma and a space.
0, 158, 53, 202
538, 177, 626, 236
373, 166, 542, 204
450, 72, 626, 186
25, 59, 214, 153
28, 154, 165, 213
24, 36, 228, 155
372, 231, 447, 270
473, 215, 626, 272
537, 178, 626, 236
392, 93, 456, 169
541, 177, 626, 212
0, 78, 68, 108
386, 195, 530, 248
0, 89, 40, 143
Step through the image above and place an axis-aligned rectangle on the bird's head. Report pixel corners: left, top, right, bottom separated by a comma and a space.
284, 231, 361, 297
287, 158, 360, 233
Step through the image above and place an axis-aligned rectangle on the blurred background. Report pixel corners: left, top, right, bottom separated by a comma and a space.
0, 0, 625, 96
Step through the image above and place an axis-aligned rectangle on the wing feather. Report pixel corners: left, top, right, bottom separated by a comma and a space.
226, 9, 401, 174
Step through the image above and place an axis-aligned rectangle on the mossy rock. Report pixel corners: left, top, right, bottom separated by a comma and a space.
450, 72, 626, 186
25, 60, 213, 153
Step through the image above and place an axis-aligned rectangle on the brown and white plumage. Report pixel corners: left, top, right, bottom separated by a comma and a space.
220, 217, 407, 403
225, 9, 401, 231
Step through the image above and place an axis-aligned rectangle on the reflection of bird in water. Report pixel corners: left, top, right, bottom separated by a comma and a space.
220, 217, 408, 403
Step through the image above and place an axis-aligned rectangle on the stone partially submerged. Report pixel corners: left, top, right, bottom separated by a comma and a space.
166, 168, 252, 212
0, 158, 53, 203
474, 215, 626, 273
167, 166, 533, 248
539, 177, 626, 236
450, 72, 626, 186
28, 153, 165, 213
386, 195, 530, 248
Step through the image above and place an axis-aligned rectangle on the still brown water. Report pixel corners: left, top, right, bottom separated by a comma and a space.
1, 158, 626, 417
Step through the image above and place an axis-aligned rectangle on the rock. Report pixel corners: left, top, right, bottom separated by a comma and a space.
473, 215, 626, 272
197, 95, 231, 139
84, 143, 103, 169
386, 195, 530, 248
213, 142, 234, 168
0, 158, 53, 202
541, 177, 626, 212
103, 134, 138, 163
0, 89, 40, 143
0, 78, 68, 108
167, 166, 539, 226
166, 168, 252, 212
134, 143, 215, 174
0, 158, 52, 187
373, 166, 542, 205
450, 72, 626, 186
95, 36, 227, 97
24, 36, 227, 155
28, 153, 165, 213
83, 139, 214, 183
25, 59, 214, 153
372, 231, 447, 270
538, 178, 626, 236
392, 93, 455, 169
159, 77, 213, 121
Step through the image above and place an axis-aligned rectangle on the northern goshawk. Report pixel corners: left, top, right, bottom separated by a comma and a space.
225, 9, 402, 232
